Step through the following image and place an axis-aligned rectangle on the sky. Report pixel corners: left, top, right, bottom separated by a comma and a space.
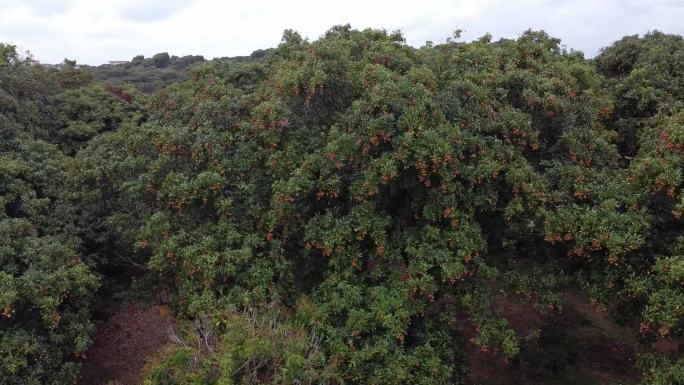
1, 0, 683, 65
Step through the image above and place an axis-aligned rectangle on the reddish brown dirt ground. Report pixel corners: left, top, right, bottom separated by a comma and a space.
467, 291, 643, 385
78, 303, 175, 385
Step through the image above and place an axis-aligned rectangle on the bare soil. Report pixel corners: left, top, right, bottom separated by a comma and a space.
78, 303, 175, 385
467, 290, 643, 385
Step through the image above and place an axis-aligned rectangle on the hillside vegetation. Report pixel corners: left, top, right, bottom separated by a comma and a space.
0, 27, 682, 385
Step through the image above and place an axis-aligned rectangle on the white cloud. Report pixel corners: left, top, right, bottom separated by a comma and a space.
0, 0, 682, 64
115, 0, 194, 22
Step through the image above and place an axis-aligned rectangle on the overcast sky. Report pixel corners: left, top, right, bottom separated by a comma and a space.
1, 0, 683, 64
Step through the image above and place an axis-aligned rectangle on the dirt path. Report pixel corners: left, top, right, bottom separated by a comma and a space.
78, 303, 176, 385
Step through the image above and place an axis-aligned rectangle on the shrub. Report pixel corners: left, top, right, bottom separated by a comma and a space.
144, 306, 341, 385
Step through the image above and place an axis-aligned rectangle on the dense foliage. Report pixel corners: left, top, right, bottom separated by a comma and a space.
0, 44, 99, 385
1, 27, 682, 384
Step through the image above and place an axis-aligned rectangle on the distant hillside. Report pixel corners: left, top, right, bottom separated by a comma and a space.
83, 49, 272, 92
81, 53, 203, 92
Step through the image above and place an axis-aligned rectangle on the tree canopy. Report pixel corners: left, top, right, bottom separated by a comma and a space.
0, 28, 683, 385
